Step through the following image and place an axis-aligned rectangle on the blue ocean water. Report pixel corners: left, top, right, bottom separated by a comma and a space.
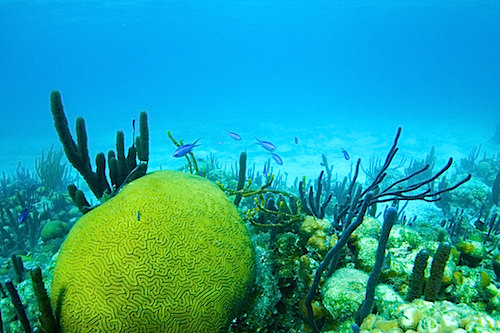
1, 0, 499, 177
2, 2, 500, 332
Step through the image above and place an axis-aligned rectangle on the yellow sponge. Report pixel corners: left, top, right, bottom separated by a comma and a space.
51, 170, 255, 332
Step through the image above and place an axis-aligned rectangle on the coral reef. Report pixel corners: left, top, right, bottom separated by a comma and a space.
322, 268, 369, 324
4, 93, 500, 333
360, 299, 500, 332
40, 220, 70, 243
304, 128, 470, 333
0, 157, 78, 258
51, 171, 255, 332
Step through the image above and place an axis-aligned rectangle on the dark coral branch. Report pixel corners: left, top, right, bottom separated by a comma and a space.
304, 127, 470, 332
299, 170, 332, 219
50, 91, 148, 210
31, 267, 60, 333
305, 192, 374, 332
234, 151, 247, 207
5, 281, 32, 333
356, 207, 398, 324
50, 91, 108, 199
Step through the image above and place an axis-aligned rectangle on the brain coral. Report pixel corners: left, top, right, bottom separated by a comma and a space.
51, 170, 255, 332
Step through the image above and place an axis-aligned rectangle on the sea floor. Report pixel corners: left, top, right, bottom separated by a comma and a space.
1, 103, 499, 332
3, 108, 497, 206
0, 96, 496, 231
8, 112, 498, 167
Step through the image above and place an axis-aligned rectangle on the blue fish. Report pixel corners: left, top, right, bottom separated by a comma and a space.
255, 138, 277, 152
294, 136, 299, 144
225, 129, 242, 141
270, 152, 283, 165
173, 138, 200, 157
341, 148, 350, 160
18, 208, 29, 223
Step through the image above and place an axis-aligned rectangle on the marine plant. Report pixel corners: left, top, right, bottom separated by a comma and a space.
219, 170, 303, 227
356, 206, 398, 324
424, 242, 452, 301
5, 88, 499, 331
298, 170, 333, 219
34, 145, 70, 192
0, 187, 51, 256
5, 280, 32, 332
233, 151, 247, 207
493, 167, 500, 206
406, 249, 430, 302
404, 145, 436, 185
49, 90, 149, 212
31, 267, 58, 333
167, 130, 199, 174
460, 145, 482, 174
304, 127, 471, 333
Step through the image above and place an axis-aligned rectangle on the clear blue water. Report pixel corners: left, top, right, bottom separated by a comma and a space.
1, 3, 500, 331
1, 0, 499, 176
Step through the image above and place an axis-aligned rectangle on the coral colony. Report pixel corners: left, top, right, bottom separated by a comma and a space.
1, 91, 500, 333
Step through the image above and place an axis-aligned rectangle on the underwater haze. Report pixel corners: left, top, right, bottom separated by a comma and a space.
1, 0, 499, 178
3, 1, 500, 332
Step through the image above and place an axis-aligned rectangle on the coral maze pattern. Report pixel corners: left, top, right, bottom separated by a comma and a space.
51, 171, 255, 332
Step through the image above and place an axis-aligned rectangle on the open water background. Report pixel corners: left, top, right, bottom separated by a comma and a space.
1, 1, 499, 181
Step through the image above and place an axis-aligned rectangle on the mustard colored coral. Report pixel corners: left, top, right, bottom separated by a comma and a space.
51, 170, 255, 332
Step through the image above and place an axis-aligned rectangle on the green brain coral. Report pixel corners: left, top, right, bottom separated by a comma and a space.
51, 170, 255, 332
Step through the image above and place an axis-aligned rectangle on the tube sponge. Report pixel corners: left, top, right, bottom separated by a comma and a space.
424, 242, 451, 301
356, 207, 397, 324
406, 249, 430, 302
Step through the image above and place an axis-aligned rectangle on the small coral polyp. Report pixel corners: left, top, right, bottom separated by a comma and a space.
51, 170, 255, 332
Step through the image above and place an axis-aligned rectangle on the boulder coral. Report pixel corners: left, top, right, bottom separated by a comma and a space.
51, 170, 255, 332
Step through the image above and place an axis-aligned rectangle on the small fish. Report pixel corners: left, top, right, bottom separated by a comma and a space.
270, 152, 283, 165
474, 219, 486, 232
225, 129, 242, 141
255, 138, 277, 152
341, 147, 350, 160
294, 136, 299, 144
18, 208, 29, 223
173, 138, 200, 157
